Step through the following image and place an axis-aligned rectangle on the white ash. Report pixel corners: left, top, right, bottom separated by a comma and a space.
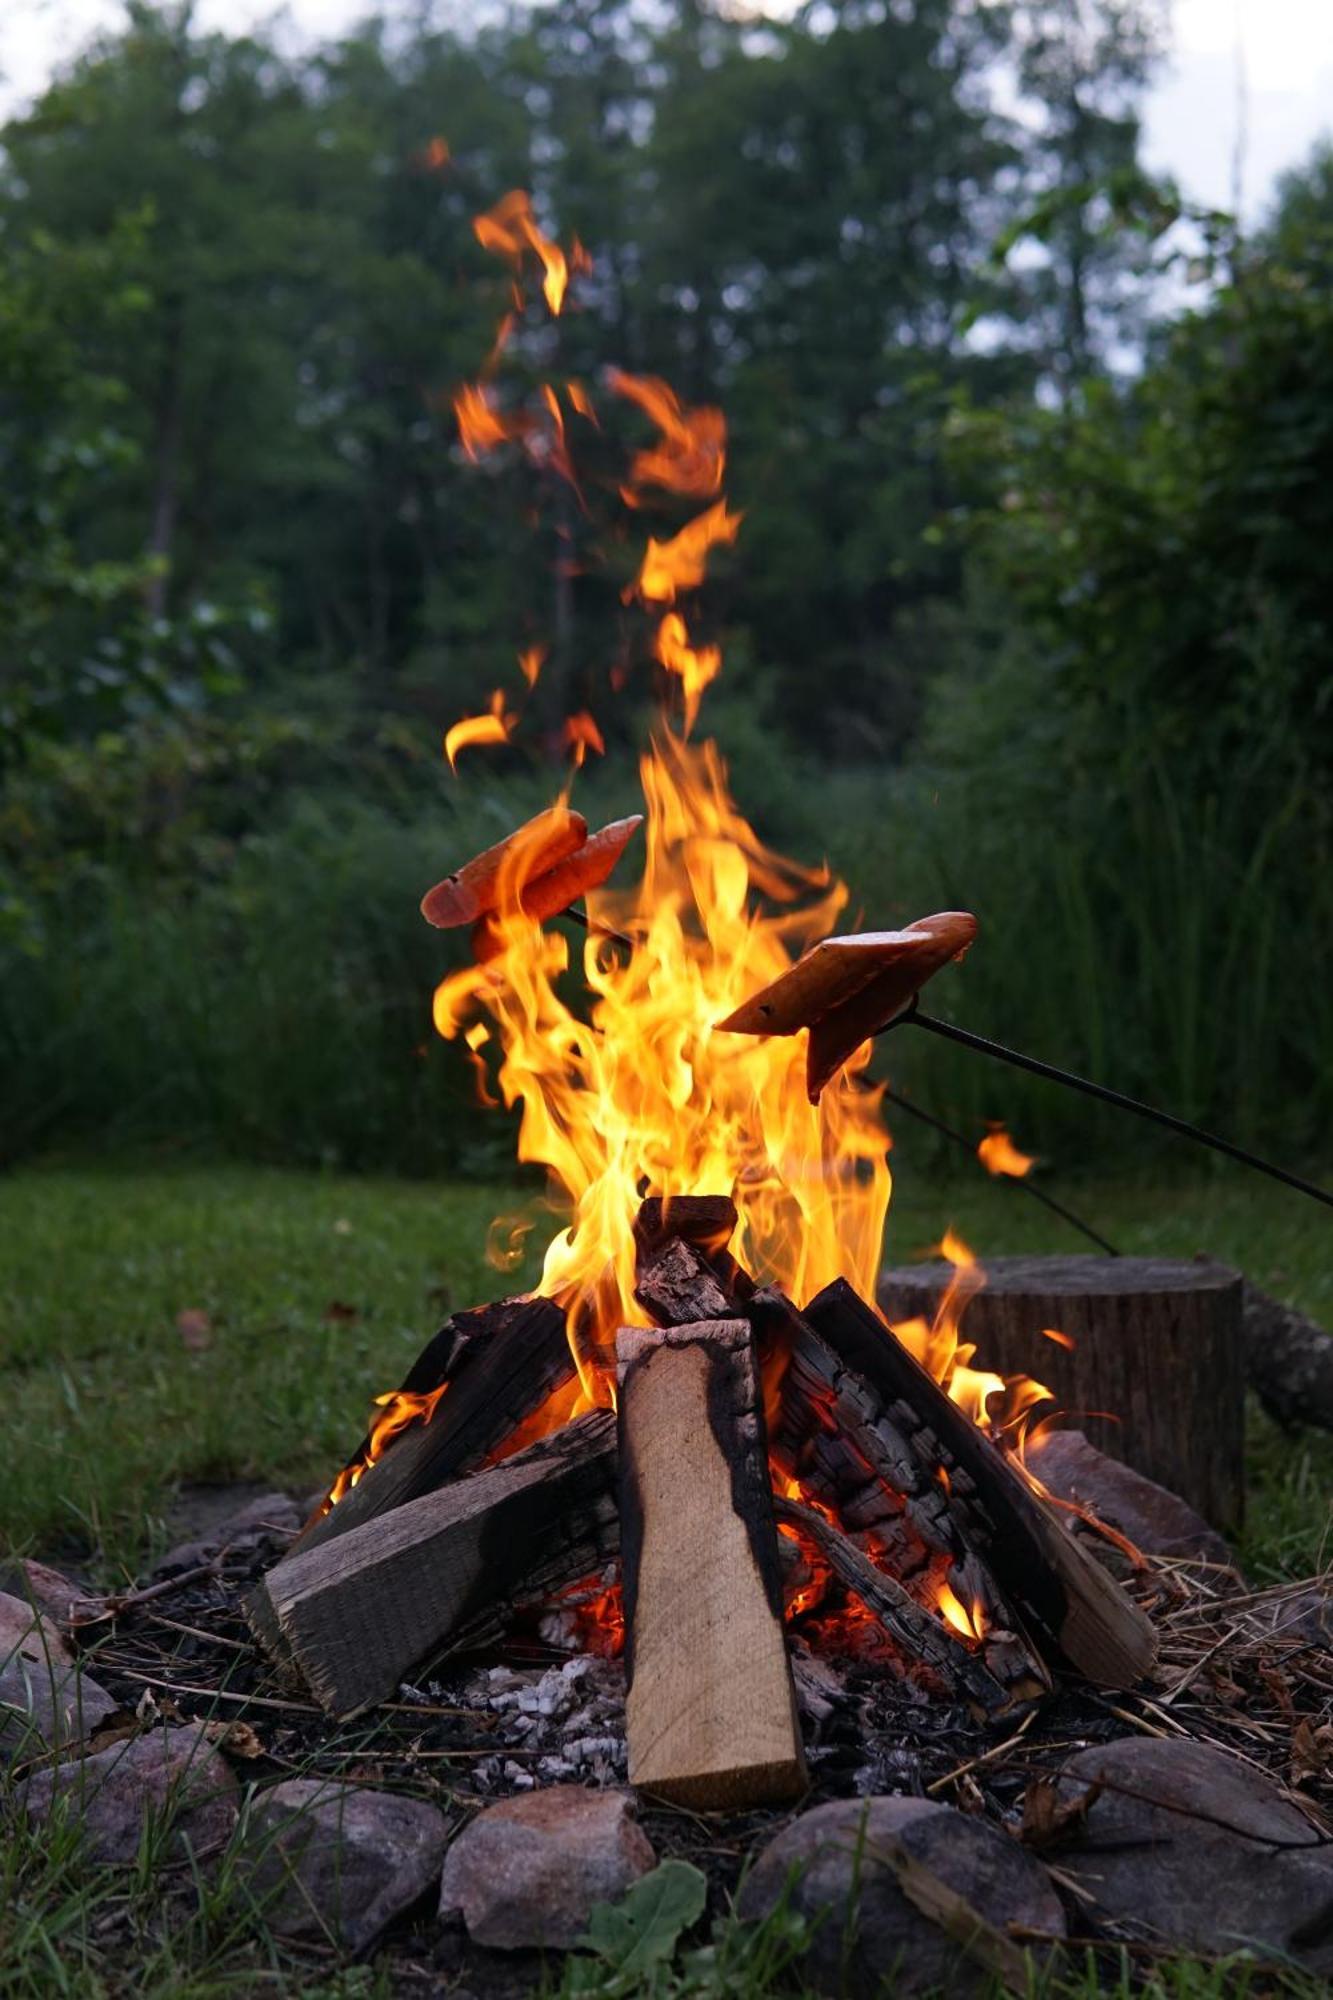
426, 1656, 629, 1792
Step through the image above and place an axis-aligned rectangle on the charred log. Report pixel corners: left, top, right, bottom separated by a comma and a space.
250, 1411, 618, 1718
295, 1296, 577, 1553
804, 1279, 1158, 1688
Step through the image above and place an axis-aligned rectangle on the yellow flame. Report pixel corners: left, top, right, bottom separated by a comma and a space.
444, 689, 517, 771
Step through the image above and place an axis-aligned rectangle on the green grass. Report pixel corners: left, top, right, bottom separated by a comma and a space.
1, 1160, 1330, 1579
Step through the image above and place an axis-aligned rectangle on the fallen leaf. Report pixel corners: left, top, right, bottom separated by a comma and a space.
204, 1718, 265, 1760
323, 1300, 360, 1324
1291, 1718, 1333, 1784
1019, 1775, 1101, 1850
175, 1308, 212, 1352
333, 1218, 352, 1236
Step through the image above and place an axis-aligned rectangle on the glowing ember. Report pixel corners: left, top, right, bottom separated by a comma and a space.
978, 1122, 1037, 1178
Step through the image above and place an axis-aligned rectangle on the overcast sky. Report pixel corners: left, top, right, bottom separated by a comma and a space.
3, 0, 1331, 220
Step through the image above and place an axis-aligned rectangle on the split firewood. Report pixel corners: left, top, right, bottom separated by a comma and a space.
294, 1296, 578, 1555
1242, 1282, 1333, 1434
617, 1318, 807, 1809
802, 1279, 1158, 1688
420, 805, 586, 928
470, 815, 643, 962
715, 913, 977, 1102
250, 1411, 618, 1717
774, 1496, 1017, 1717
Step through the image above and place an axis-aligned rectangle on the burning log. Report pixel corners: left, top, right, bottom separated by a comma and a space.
878, 1256, 1245, 1530
250, 1412, 618, 1718
617, 1318, 806, 1809
295, 1296, 578, 1554
774, 1497, 1025, 1716
753, 1288, 1006, 1622
634, 1234, 735, 1326
803, 1280, 1158, 1688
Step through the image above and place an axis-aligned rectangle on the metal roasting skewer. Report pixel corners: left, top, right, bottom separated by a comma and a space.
566, 904, 635, 950
892, 1002, 1333, 1215
880, 1084, 1121, 1256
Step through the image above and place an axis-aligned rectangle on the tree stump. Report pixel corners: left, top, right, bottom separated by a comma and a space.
877, 1255, 1244, 1530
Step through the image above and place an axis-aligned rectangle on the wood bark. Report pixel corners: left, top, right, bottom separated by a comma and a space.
804, 1279, 1158, 1688
634, 1235, 735, 1326
878, 1255, 1245, 1529
250, 1411, 617, 1718
1242, 1283, 1333, 1434
617, 1318, 806, 1810
295, 1296, 576, 1554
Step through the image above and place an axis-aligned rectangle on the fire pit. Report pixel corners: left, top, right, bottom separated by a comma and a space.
7, 174, 1331, 1990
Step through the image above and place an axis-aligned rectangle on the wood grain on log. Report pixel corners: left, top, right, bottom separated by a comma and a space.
804, 1280, 1158, 1688
250, 1411, 618, 1718
296, 1296, 575, 1553
878, 1255, 1244, 1528
617, 1318, 806, 1810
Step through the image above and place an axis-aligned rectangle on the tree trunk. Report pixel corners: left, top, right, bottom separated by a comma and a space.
878, 1254, 1245, 1530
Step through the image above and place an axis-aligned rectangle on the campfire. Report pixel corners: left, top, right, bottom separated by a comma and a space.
246, 180, 1157, 1811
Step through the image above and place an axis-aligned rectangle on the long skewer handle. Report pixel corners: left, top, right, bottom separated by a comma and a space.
900, 1007, 1333, 1214
881, 1085, 1121, 1256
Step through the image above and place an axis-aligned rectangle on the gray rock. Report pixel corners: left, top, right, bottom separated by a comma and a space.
1027, 1428, 1232, 1565
0, 1558, 83, 1629
153, 1491, 303, 1577
237, 1779, 447, 1954
1055, 1737, 1333, 1969
17, 1721, 239, 1865
439, 1785, 656, 1949
0, 1590, 73, 1669
1257, 1585, 1333, 1648
0, 1655, 116, 1764
737, 1795, 1065, 1997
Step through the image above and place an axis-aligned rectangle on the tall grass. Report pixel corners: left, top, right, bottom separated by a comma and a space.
1, 742, 1327, 1178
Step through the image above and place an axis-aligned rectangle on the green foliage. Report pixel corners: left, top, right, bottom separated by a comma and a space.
0, 213, 157, 758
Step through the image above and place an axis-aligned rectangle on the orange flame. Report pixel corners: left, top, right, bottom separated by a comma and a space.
445, 689, 518, 771
608, 370, 726, 503
474, 190, 582, 316
454, 383, 525, 462
634, 500, 742, 603
936, 1580, 985, 1642
978, 1123, 1036, 1178
1042, 1324, 1076, 1352
418, 136, 450, 171
887, 1230, 1052, 1443
562, 712, 605, 767
654, 613, 720, 735
518, 644, 546, 687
